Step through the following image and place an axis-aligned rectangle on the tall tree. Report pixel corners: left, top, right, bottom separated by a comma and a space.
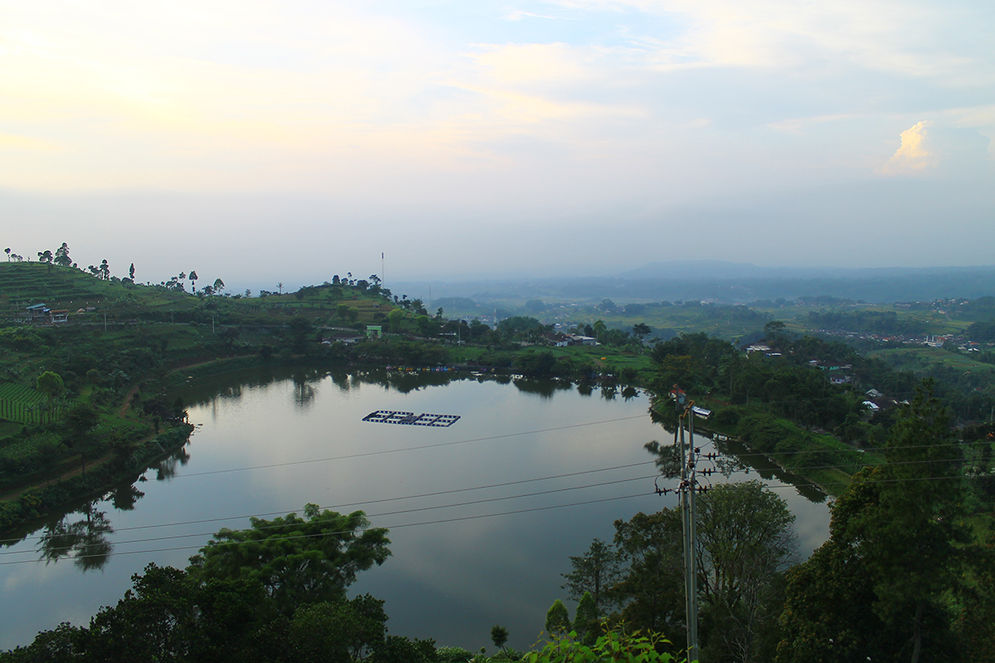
129, 262, 135, 280
561, 538, 620, 611
593, 482, 795, 659
696, 481, 795, 663
611, 509, 685, 636
778, 382, 967, 663
53, 242, 72, 267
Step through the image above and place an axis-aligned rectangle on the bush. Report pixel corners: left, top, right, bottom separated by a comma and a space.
523, 626, 685, 663
437, 645, 475, 663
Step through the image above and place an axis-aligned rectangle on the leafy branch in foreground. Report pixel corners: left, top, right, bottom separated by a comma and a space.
523, 623, 691, 663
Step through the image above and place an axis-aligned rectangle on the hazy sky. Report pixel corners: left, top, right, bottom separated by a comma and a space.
2, 0, 993, 290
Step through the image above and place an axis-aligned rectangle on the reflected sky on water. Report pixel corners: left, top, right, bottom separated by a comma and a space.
0, 372, 830, 651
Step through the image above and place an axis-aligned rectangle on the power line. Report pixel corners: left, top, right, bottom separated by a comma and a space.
692, 439, 989, 461
9, 459, 985, 556
4, 471, 989, 566
0, 460, 659, 545
0, 491, 653, 567
6, 472, 661, 555
2, 443, 983, 549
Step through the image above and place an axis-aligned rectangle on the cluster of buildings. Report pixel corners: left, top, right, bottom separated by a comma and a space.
23, 303, 71, 324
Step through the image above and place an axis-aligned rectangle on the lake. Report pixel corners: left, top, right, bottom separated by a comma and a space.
0, 368, 831, 651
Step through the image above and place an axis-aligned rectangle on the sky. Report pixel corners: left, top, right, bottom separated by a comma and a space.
2, 0, 994, 291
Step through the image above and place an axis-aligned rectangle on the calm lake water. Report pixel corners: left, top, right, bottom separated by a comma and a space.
0, 369, 831, 651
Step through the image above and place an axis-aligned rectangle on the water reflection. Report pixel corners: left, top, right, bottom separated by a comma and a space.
156, 446, 191, 481
513, 378, 572, 399
110, 483, 145, 511
292, 371, 318, 408
181, 366, 636, 410
37, 502, 113, 571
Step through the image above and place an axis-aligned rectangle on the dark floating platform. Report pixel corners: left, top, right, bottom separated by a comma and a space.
362, 410, 461, 427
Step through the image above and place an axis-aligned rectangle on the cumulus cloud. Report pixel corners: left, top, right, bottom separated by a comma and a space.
881, 121, 933, 175
880, 121, 993, 178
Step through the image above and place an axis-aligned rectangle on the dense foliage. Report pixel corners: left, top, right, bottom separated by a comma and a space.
0, 506, 423, 663
562, 482, 794, 663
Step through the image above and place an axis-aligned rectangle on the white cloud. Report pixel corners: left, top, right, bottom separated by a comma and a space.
880, 121, 933, 175
503, 9, 559, 21
879, 120, 993, 178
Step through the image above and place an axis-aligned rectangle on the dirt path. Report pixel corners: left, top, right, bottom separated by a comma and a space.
118, 383, 141, 417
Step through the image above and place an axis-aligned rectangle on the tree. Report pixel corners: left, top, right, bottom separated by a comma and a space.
592, 320, 607, 342
545, 599, 571, 636
573, 592, 599, 644
213, 278, 225, 294
777, 536, 890, 663
632, 323, 652, 339
288, 316, 313, 353
99, 259, 110, 280
36, 370, 65, 407
778, 383, 967, 663
37, 249, 54, 271
54, 242, 72, 267
598, 481, 795, 659
561, 538, 620, 611
187, 505, 390, 615
4, 247, 9, 261
129, 263, 135, 280
696, 481, 795, 663
491, 625, 509, 651
763, 320, 786, 342
290, 595, 388, 663
189, 270, 198, 292
611, 509, 685, 635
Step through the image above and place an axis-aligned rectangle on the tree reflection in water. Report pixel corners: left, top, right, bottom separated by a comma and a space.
37, 501, 113, 571
110, 483, 145, 511
156, 445, 191, 480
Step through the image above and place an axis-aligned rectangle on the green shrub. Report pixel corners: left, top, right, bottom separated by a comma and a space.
523, 626, 687, 663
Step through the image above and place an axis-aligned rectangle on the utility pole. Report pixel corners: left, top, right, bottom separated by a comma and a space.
680, 403, 700, 662
666, 385, 700, 661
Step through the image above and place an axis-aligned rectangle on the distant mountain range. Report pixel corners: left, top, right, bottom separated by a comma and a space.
396, 263, 995, 305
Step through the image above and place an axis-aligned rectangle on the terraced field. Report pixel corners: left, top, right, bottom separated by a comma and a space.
0, 382, 59, 425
